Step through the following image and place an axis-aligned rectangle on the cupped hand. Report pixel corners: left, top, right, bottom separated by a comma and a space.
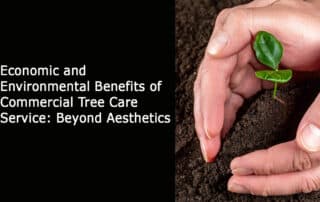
194, 0, 320, 195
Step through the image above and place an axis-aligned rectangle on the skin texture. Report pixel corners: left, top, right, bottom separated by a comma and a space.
194, 0, 320, 196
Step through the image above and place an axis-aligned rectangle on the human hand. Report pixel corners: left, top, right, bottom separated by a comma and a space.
193, 0, 320, 195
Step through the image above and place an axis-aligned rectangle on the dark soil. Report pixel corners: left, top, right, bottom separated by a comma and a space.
175, 0, 320, 201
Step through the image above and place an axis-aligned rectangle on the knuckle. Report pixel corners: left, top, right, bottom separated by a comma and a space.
293, 149, 313, 171
225, 8, 247, 23
263, 147, 275, 175
216, 7, 249, 28
216, 8, 231, 23
271, 0, 284, 6
270, 0, 285, 7
250, 176, 272, 196
300, 174, 320, 193
222, 8, 251, 31
271, 0, 304, 8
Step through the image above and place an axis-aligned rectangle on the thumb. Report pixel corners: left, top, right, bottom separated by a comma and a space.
206, 8, 252, 57
206, 3, 295, 58
296, 93, 320, 152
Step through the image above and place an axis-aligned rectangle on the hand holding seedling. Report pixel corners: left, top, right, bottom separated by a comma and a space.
194, 0, 320, 196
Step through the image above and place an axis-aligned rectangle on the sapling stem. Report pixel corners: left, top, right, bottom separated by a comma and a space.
272, 68, 285, 104
273, 81, 285, 104
273, 82, 278, 98
273, 68, 278, 99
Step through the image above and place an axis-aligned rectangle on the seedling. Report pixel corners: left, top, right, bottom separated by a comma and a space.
253, 31, 292, 103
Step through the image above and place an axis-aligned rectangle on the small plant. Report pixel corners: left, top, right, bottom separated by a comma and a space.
253, 31, 292, 103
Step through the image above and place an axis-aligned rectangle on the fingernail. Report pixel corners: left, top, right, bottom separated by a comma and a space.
200, 141, 208, 162
207, 31, 228, 55
232, 168, 253, 176
301, 124, 320, 152
230, 157, 240, 169
228, 183, 250, 194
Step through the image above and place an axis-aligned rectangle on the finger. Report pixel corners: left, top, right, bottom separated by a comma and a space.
206, 7, 252, 57
194, 76, 221, 162
194, 55, 238, 162
199, 55, 236, 139
230, 141, 320, 175
296, 93, 320, 152
228, 166, 320, 196
194, 77, 207, 161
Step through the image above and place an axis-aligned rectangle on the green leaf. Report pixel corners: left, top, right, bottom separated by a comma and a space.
255, 69, 292, 83
253, 31, 283, 70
